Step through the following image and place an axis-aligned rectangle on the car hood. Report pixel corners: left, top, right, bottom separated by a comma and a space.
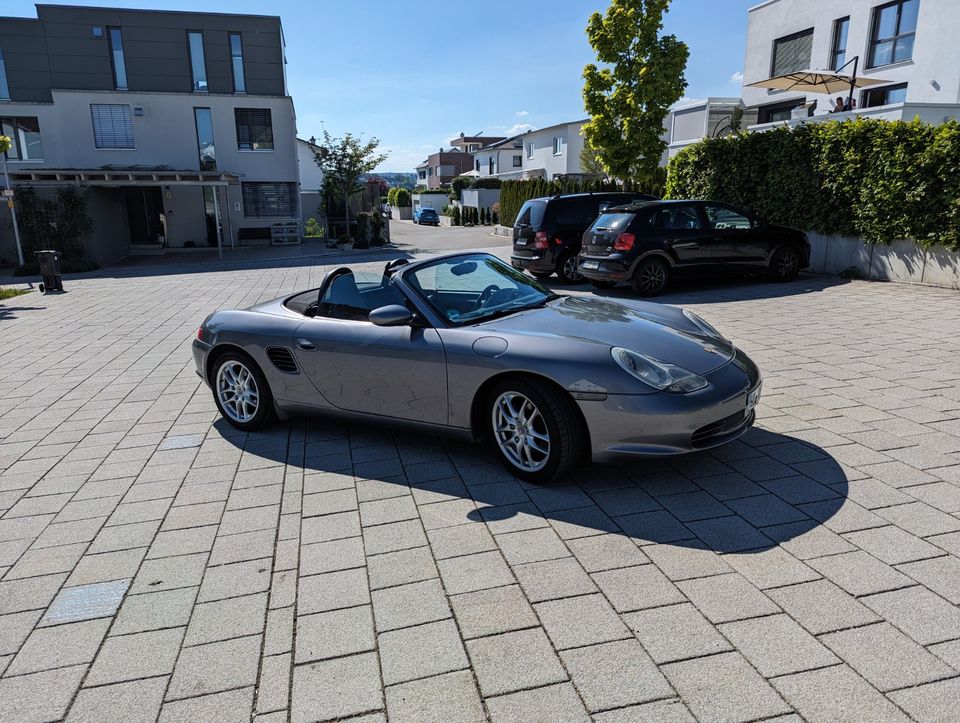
477, 296, 735, 375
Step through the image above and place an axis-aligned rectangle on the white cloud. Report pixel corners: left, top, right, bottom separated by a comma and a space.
730, 71, 744, 84
490, 122, 537, 136
516, 110, 530, 117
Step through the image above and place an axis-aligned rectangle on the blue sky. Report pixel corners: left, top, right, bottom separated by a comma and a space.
6, 0, 757, 171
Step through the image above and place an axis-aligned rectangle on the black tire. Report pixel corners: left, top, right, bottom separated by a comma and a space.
769, 246, 801, 281
210, 350, 276, 431
531, 271, 553, 281
38, 283, 45, 293
590, 279, 617, 290
556, 252, 586, 284
486, 377, 584, 484
631, 257, 670, 297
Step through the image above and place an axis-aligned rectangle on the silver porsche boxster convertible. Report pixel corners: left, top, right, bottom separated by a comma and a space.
193, 252, 761, 482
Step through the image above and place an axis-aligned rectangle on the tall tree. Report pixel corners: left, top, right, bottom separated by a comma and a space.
311, 130, 387, 236
581, 0, 688, 182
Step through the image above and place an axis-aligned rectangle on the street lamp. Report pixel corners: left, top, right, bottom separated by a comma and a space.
0, 135, 24, 267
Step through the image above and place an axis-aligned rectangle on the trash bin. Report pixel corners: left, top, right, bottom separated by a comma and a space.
35, 250, 63, 293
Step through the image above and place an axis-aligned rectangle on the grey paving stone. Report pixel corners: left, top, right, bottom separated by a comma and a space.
466, 627, 566, 696
362, 519, 428, 555
378, 618, 468, 686
147, 525, 218, 559
535, 593, 631, 650
300, 536, 366, 575
367, 546, 437, 590
197, 557, 271, 602
417, 498, 479, 530
359, 495, 418, 527
860, 585, 960, 645
615, 510, 693, 545
131, 552, 207, 594
372, 578, 451, 632
385, 669, 485, 723
761, 521, 857, 559
820, 623, 955, 691
678, 572, 780, 624
547, 505, 620, 539
718, 613, 839, 677
300, 510, 361, 544
425, 522, 496, 559
662, 651, 790, 721
484, 682, 590, 723
643, 539, 733, 581
843, 524, 945, 564
185, 592, 268, 646
112, 586, 197, 635
450, 584, 537, 639
625, 602, 733, 664
40, 579, 130, 625
929, 639, 960, 669
66, 548, 146, 586
496, 526, 569, 566
0, 665, 87, 723
686, 515, 773, 553
297, 568, 370, 615
6, 618, 110, 676
512, 556, 598, 602
560, 639, 673, 713
85, 627, 185, 686
67, 676, 168, 723
772, 664, 909, 723
208, 528, 276, 566
159, 687, 254, 723
888, 678, 960, 722
5, 542, 87, 579
797, 499, 887, 534
166, 633, 262, 700
591, 698, 695, 722
806, 550, 914, 596
567, 533, 650, 572
593, 564, 686, 612
767, 579, 880, 635
437, 550, 514, 594
0, 609, 42, 656
897, 555, 960, 604
296, 605, 375, 663
478, 502, 549, 534
657, 490, 731, 522
722, 547, 821, 589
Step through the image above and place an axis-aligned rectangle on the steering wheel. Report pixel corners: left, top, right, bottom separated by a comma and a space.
476, 284, 501, 309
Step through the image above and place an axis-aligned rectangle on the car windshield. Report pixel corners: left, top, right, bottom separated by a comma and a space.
403, 254, 558, 326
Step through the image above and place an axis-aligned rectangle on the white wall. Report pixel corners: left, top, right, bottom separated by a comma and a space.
520, 121, 586, 180
742, 0, 960, 109
297, 140, 324, 192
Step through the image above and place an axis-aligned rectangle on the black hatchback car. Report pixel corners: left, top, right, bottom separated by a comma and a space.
577, 200, 810, 296
510, 192, 657, 283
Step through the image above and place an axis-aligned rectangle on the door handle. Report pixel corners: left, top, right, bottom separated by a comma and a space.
296, 339, 316, 351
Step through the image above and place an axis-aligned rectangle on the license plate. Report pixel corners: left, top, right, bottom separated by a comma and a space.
581, 260, 599, 270
516, 239, 527, 247
746, 385, 761, 411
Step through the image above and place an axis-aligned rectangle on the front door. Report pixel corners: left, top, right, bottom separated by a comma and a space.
125, 187, 164, 245
292, 271, 448, 425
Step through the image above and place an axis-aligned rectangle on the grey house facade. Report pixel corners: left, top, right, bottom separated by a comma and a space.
0, 5, 299, 266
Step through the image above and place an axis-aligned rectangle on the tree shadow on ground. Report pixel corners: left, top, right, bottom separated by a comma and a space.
215, 416, 848, 555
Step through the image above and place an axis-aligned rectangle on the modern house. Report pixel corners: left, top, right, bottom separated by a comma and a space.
664, 98, 750, 159
741, 0, 960, 126
474, 135, 525, 178
0, 4, 299, 266
515, 119, 588, 181
415, 149, 473, 189
449, 132, 506, 156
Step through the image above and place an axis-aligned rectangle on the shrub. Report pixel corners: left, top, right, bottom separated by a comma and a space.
371, 210, 385, 245
666, 117, 960, 250
304, 217, 323, 237
491, 203, 500, 225
387, 187, 399, 206
451, 206, 461, 225
394, 188, 411, 207
355, 212, 370, 249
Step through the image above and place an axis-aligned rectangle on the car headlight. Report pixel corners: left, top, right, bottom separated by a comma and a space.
611, 347, 708, 393
683, 309, 726, 340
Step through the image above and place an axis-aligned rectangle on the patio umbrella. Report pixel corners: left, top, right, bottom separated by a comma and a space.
745, 57, 888, 109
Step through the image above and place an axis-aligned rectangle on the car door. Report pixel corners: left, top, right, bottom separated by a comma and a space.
702, 203, 768, 270
651, 204, 712, 272
292, 271, 448, 425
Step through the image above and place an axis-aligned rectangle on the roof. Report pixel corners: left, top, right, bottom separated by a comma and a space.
524, 191, 659, 203
520, 118, 589, 137
476, 135, 525, 152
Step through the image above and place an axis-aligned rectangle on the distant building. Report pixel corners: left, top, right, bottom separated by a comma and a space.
415, 149, 473, 189
474, 136, 525, 178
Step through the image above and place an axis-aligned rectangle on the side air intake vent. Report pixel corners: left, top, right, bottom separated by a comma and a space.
266, 347, 298, 374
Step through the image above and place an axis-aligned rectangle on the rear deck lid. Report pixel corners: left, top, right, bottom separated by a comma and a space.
584, 212, 636, 255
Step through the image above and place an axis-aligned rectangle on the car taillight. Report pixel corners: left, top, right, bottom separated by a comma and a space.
614, 233, 635, 251
534, 231, 549, 249
197, 326, 209, 342
553, 237, 563, 245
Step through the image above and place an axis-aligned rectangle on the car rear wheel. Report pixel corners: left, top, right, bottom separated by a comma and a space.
212, 352, 275, 431
590, 279, 617, 290
769, 246, 801, 281
631, 258, 670, 297
557, 252, 586, 284
488, 378, 582, 484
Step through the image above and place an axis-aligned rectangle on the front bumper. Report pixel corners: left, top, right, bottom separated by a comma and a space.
579, 347, 761, 462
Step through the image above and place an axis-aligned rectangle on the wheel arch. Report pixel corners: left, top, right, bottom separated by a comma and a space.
627, 249, 674, 277
205, 342, 254, 386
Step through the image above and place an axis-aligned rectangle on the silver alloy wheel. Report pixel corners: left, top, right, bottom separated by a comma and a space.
216, 360, 260, 424
492, 392, 551, 472
562, 255, 582, 281
776, 249, 799, 278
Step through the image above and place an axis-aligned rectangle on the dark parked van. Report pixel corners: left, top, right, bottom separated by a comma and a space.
578, 200, 810, 296
510, 192, 657, 282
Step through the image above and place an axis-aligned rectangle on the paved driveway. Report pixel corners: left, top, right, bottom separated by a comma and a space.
1, 256, 959, 722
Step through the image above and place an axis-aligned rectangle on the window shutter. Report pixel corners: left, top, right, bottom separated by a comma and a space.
241, 182, 297, 218
235, 108, 273, 150
91, 104, 134, 148
772, 30, 814, 76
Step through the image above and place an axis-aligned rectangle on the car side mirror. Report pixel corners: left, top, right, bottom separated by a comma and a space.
369, 304, 414, 327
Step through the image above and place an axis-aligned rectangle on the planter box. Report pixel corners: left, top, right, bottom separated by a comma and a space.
391, 206, 412, 221
439, 216, 454, 227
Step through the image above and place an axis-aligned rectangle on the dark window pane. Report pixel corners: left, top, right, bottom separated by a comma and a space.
188, 32, 207, 91
653, 205, 702, 230
194, 108, 215, 171
108, 27, 127, 90
229, 33, 246, 93
17, 117, 43, 159
234, 108, 273, 151
0, 46, 9, 100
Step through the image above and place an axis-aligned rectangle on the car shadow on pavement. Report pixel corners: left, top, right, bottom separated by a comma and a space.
216, 418, 848, 556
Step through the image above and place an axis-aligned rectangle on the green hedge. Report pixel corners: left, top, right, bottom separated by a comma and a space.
666, 118, 960, 250
498, 171, 666, 227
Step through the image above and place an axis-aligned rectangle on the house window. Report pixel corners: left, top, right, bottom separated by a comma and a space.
91, 104, 134, 148
418, 169, 426, 180
488, 157, 495, 175
241, 182, 298, 218
757, 99, 805, 124
552, 136, 563, 155
831, 17, 850, 70
428, 167, 433, 177
869, 0, 919, 68
0, 45, 9, 100
108, 27, 127, 90
187, 31, 208, 91
0, 117, 44, 160
771, 28, 814, 76
235, 108, 273, 150
468, 143, 479, 152
194, 108, 215, 171
527, 143, 534, 159
862, 82, 908, 107
229, 32, 246, 93
513, 155, 522, 168
475, 159, 480, 172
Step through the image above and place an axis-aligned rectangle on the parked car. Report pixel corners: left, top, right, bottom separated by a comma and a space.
414, 207, 440, 226
510, 192, 658, 283
194, 252, 761, 483
578, 200, 810, 296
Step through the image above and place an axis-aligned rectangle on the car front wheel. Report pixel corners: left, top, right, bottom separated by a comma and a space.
212, 352, 275, 431
631, 257, 670, 297
488, 378, 582, 483
769, 246, 801, 281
